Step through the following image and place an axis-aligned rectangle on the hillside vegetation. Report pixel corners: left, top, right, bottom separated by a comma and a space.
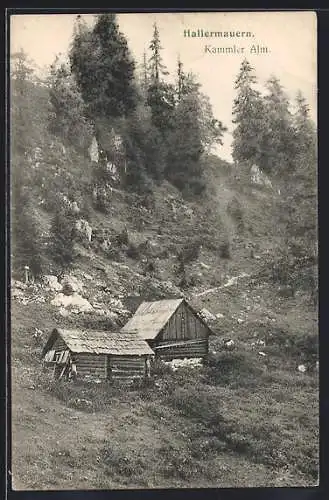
10, 14, 318, 490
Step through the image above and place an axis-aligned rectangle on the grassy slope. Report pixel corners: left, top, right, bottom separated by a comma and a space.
11, 155, 318, 490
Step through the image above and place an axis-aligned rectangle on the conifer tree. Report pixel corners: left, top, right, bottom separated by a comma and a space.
70, 14, 138, 125
146, 23, 175, 133
50, 206, 78, 269
232, 59, 265, 169
48, 57, 93, 153
258, 75, 297, 176
148, 22, 169, 82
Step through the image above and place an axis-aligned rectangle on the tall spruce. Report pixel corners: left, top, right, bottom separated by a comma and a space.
70, 14, 138, 140
11, 50, 48, 276
148, 22, 169, 82
273, 91, 317, 295
259, 76, 297, 176
48, 57, 93, 153
146, 23, 175, 133
166, 90, 205, 195
168, 68, 226, 194
232, 59, 265, 169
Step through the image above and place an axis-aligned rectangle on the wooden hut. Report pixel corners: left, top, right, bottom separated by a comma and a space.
121, 298, 213, 360
42, 328, 154, 383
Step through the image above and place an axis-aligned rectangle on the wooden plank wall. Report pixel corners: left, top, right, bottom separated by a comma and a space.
49, 336, 150, 382
161, 302, 209, 341
109, 355, 147, 382
154, 338, 208, 360
71, 353, 107, 379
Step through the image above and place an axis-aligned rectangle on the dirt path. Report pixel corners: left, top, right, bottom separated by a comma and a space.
194, 272, 251, 298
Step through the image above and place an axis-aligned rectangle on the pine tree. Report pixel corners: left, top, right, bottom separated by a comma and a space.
11, 50, 46, 155
146, 23, 175, 133
11, 170, 44, 277
70, 14, 138, 123
11, 50, 49, 276
232, 59, 265, 169
122, 103, 166, 188
48, 57, 93, 152
167, 69, 226, 194
139, 50, 150, 97
258, 76, 297, 176
50, 206, 78, 269
166, 91, 205, 195
148, 22, 169, 83
274, 91, 317, 295
177, 57, 183, 101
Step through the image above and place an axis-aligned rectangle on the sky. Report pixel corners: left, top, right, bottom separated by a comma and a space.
10, 11, 317, 162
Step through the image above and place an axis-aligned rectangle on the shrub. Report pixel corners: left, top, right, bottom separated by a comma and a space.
126, 243, 140, 260
219, 239, 231, 259
169, 384, 224, 424
102, 446, 145, 478
115, 227, 129, 246
204, 350, 265, 388
143, 260, 157, 276
227, 196, 244, 232
49, 206, 78, 269
151, 358, 173, 377
159, 444, 203, 480
105, 246, 123, 261
178, 238, 201, 265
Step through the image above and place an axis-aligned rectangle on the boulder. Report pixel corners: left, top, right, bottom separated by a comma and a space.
42, 275, 63, 292
61, 276, 84, 295
75, 219, 93, 243
51, 292, 93, 313
199, 308, 217, 322
223, 339, 235, 350
12, 279, 27, 290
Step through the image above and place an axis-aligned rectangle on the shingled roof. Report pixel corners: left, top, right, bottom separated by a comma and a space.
121, 298, 185, 340
42, 328, 154, 357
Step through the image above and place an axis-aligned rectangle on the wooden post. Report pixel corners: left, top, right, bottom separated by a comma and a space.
24, 265, 29, 284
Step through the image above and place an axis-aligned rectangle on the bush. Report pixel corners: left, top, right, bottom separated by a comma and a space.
159, 444, 203, 480
151, 358, 173, 376
115, 227, 129, 246
205, 350, 265, 388
105, 247, 123, 261
126, 243, 140, 260
263, 328, 318, 364
219, 239, 231, 259
49, 207, 78, 269
101, 446, 145, 478
178, 238, 201, 264
227, 196, 244, 232
143, 260, 157, 276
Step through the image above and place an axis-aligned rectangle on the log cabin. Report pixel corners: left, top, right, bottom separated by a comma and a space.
42, 328, 154, 383
121, 298, 213, 360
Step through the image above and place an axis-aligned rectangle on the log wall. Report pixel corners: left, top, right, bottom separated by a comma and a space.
50, 336, 151, 382
108, 355, 147, 382
153, 338, 209, 360
71, 353, 107, 379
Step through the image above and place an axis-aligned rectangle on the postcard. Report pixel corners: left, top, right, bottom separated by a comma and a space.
9, 10, 318, 490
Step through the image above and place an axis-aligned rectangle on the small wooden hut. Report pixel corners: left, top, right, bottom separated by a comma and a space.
121, 298, 213, 360
42, 328, 154, 383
